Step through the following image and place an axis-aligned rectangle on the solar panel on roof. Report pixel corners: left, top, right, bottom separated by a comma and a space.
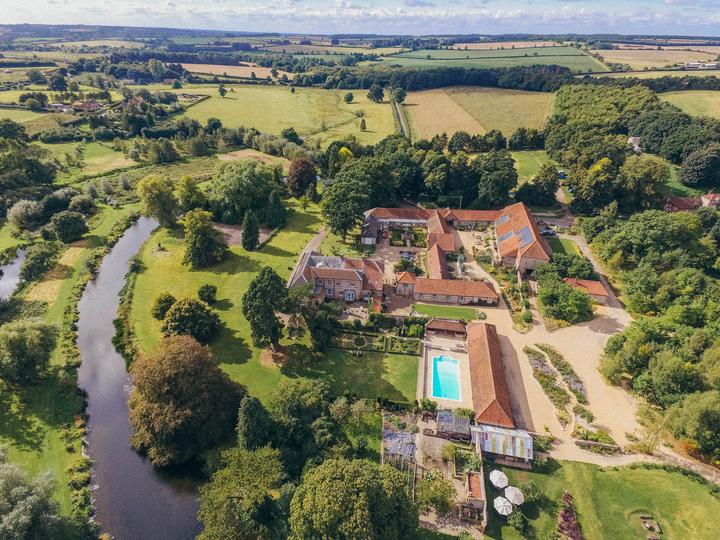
518, 226, 534, 247
497, 231, 513, 242
496, 215, 509, 224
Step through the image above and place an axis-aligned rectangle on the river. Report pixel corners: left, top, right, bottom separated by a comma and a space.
0, 248, 26, 300
76, 217, 201, 540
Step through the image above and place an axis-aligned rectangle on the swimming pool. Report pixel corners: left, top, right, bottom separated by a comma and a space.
431, 355, 461, 401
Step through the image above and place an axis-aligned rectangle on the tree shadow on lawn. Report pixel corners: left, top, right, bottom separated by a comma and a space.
259, 244, 295, 258
211, 325, 252, 366
204, 250, 263, 275
282, 348, 410, 402
285, 210, 322, 235
213, 298, 234, 310
0, 371, 80, 452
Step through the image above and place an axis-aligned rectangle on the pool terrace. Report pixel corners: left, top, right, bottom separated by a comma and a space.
420, 334, 474, 411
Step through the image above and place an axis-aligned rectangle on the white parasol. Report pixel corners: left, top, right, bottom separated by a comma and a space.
489, 469, 509, 489
494, 496, 513, 516
505, 485, 525, 505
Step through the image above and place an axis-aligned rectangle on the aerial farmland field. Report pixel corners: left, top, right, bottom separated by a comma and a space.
659, 90, 720, 119
181, 62, 293, 80
377, 46, 606, 72
452, 41, 562, 50
404, 86, 555, 139
179, 84, 396, 146
593, 69, 720, 78
590, 47, 718, 69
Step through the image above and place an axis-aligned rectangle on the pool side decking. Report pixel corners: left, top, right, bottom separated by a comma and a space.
421, 335, 474, 411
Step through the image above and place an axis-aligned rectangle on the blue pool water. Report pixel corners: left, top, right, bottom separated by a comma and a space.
431, 355, 461, 401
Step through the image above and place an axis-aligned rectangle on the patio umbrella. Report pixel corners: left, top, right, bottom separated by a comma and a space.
489, 470, 509, 489
494, 496, 513, 516
505, 486, 525, 505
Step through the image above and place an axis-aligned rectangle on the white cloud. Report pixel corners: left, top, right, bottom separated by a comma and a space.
6, 0, 720, 35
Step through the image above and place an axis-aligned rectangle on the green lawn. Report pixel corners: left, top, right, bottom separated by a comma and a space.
412, 303, 479, 320
511, 150, 554, 181
1, 203, 140, 514
548, 237, 579, 255
484, 460, 720, 539
179, 85, 396, 147
131, 201, 324, 402
131, 202, 417, 403
288, 349, 418, 403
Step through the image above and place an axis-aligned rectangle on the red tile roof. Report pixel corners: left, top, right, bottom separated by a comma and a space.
442, 209, 500, 223
427, 243, 450, 280
466, 471, 484, 500
426, 318, 468, 333
664, 195, 701, 211
396, 271, 416, 284
495, 202, 551, 264
367, 207, 431, 221
414, 278, 498, 300
467, 322, 514, 428
345, 258, 385, 292
562, 277, 609, 297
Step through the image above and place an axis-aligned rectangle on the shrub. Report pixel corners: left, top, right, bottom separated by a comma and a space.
50, 210, 88, 243
522, 310, 533, 324
151, 292, 176, 320
20, 242, 60, 282
68, 194, 97, 216
507, 509, 528, 533
198, 284, 218, 305
7, 200, 44, 230
161, 298, 221, 343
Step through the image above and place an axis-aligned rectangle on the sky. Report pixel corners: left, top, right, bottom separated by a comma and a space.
4, 0, 720, 36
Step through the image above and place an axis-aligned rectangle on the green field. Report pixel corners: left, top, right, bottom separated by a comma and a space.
376, 46, 606, 73
511, 150, 554, 181
38, 141, 137, 179
660, 90, 720, 119
1, 203, 139, 514
485, 460, 720, 539
180, 85, 396, 146
593, 69, 720, 79
412, 303, 479, 320
0, 107, 46, 124
548, 236, 579, 255
405, 87, 554, 140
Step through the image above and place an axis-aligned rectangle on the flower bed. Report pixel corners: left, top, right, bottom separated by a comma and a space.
524, 345, 572, 427
334, 331, 386, 352
536, 343, 587, 404
388, 335, 421, 355
556, 491, 584, 540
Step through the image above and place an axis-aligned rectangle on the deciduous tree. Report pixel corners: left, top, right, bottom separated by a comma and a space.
0, 320, 57, 384
161, 298, 221, 344
129, 335, 242, 466
289, 458, 417, 539
137, 174, 178, 228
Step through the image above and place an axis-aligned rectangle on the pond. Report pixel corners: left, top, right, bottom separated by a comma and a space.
0, 248, 26, 300
77, 217, 201, 539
